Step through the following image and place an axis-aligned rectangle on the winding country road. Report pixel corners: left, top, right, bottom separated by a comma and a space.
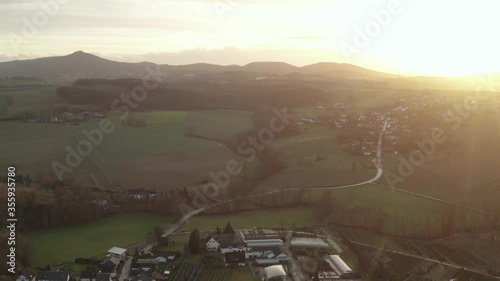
155, 119, 390, 241
135, 118, 500, 281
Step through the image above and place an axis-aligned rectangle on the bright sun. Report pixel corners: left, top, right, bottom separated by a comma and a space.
328, 0, 500, 76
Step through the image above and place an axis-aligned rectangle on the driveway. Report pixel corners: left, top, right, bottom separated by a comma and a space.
119, 257, 132, 281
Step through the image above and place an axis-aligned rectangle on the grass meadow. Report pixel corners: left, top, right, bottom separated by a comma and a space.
26, 213, 170, 266
0, 82, 254, 190
181, 207, 318, 231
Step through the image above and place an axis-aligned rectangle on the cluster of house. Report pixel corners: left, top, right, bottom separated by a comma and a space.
27, 111, 104, 123
99, 247, 128, 277
316, 102, 354, 110
14, 247, 126, 281
100, 246, 180, 281
296, 118, 321, 126
288, 237, 357, 280
126, 188, 160, 199
15, 269, 110, 281
14, 246, 177, 281
205, 229, 289, 267
127, 250, 180, 281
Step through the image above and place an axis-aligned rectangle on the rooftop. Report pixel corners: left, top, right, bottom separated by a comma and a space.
290, 237, 329, 248
108, 246, 127, 255
264, 265, 286, 279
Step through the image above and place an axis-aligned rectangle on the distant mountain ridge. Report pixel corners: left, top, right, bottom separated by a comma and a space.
0, 51, 396, 82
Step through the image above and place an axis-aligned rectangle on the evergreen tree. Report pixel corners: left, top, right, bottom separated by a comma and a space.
134, 247, 139, 259
188, 229, 201, 254
313, 271, 319, 281
223, 222, 235, 234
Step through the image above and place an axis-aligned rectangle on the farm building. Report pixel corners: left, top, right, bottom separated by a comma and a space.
246, 246, 289, 261
36, 271, 70, 281
264, 265, 287, 281
325, 255, 355, 279
219, 233, 246, 254
247, 239, 284, 248
224, 251, 246, 267
255, 258, 280, 266
107, 246, 127, 260
290, 237, 329, 248
240, 229, 286, 241
135, 259, 160, 272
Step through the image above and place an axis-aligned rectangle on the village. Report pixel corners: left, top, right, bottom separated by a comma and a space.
25, 111, 105, 124
13, 225, 358, 281
295, 91, 497, 159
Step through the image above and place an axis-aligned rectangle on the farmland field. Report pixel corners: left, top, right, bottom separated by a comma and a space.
0, 86, 76, 116
377, 111, 500, 210
0, 90, 254, 189
324, 184, 444, 217
182, 207, 318, 231
27, 213, 171, 266
183, 109, 254, 140
254, 128, 376, 193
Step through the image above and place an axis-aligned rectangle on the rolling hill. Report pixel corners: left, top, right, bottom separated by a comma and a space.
0, 51, 397, 82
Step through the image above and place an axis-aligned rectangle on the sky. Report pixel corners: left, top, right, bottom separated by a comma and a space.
0, 0, 499, 76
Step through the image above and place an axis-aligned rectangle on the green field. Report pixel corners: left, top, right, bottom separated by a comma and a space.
378, 111, 500, 210
27, 213, 170, 266
184, 109, 254, 140
0, 98, 253, 189
124, 109, 254, 141
182, 207, 318, 231
0, 77, 48, 87
254, 128, 376, 193
326, 184, 444, 218
0, 82, 255, 189
0, 86, 73, 116
126, 111, 187, 125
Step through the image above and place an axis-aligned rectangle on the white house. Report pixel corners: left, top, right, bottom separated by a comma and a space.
206, 237, 220, 251
16, 269, 36, 281
107, 246, 127, 261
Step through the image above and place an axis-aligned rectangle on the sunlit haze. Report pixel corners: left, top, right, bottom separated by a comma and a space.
1, 0, 499, 76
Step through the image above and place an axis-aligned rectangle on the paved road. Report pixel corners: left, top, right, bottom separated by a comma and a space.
352, 241, 500, 280
304, 118, 389, 190
137, 118, 499, 280
119, 257, 132, 281
141, 119, 391, 251
283, 231, 309, 281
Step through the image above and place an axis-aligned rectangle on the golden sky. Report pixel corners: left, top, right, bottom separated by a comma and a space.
0, 0, 499, 76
